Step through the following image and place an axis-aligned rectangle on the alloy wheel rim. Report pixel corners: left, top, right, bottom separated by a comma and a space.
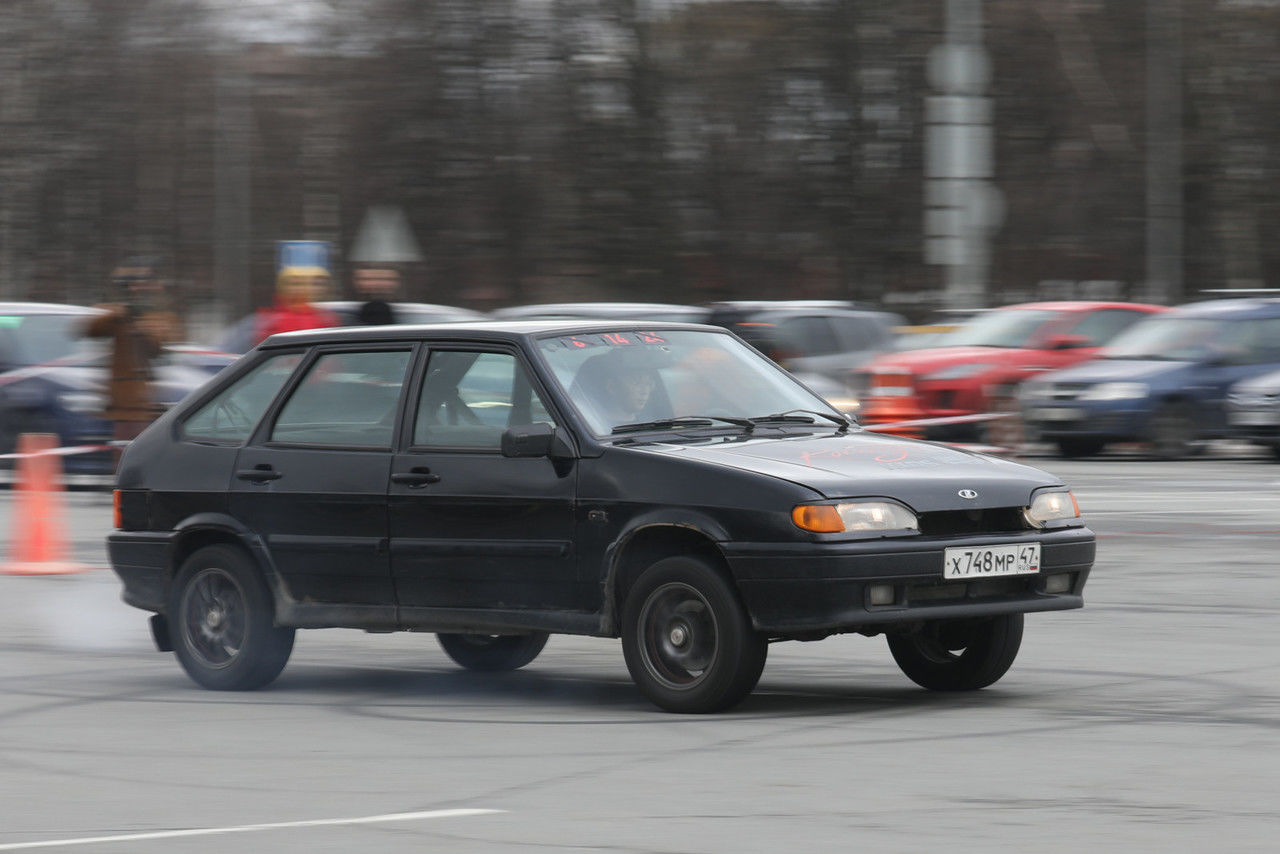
638, 582, 718, 690
180, 567, 248, 669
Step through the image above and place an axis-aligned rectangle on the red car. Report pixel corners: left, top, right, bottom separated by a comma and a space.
860, 301, 1167, 439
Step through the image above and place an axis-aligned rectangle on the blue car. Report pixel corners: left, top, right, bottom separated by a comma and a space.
1019, 298, 1280, 459
0, 302, 234, 475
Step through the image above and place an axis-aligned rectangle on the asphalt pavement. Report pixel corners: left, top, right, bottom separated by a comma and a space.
2, 446, 1280, 852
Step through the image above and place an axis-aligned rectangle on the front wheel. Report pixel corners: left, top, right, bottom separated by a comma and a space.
1148, 402, 1194, 460
621, 556, 767, 713
887, 614, 1023, 691
169, 545, 294, 690
436, 632, 549, 671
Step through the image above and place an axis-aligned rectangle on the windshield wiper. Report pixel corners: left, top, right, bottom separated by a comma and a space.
612, 415, 755, 435
750, 409, 851, 432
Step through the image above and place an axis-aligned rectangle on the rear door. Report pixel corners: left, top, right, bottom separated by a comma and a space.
230, 345, 414, 608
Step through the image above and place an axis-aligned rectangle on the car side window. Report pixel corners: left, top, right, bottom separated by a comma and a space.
776, 317, 840, 357
182, 352, 304, 443
1065, 309, 1146, 346
833, 315, 888, 350
270, 350, 411, 447
413, 350, 554, 449
1253, 318, 1280, 363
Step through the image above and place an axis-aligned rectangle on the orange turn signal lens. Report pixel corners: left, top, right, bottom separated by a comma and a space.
113, 490, 122, 530
792, 505, 845, 533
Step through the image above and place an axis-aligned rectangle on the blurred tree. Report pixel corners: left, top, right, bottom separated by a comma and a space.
2, 0, 1278, 323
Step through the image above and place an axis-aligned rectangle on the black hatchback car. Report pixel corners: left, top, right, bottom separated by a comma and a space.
108, 321, 1094, 713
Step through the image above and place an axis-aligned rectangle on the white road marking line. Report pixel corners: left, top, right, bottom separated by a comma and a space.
0, 809, 504, 851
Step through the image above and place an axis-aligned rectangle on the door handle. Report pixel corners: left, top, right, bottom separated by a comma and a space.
391, 468, 441, 488
236, 466, 282, 482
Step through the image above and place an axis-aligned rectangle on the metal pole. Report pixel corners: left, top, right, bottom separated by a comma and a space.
1144, 0, 1183, 305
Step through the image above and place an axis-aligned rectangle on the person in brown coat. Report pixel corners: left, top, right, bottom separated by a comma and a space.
83, 261, 182, 457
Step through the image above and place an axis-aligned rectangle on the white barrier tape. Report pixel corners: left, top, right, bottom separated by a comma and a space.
0, 443, 115, 461
863, 411, 1017, 431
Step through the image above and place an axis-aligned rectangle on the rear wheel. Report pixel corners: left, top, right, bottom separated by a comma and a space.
1055, 438, 1105, 458
621, 556, 767, 713
887, 614, 1023, 691
436, 632, 549, 671
169, 545, 294, 690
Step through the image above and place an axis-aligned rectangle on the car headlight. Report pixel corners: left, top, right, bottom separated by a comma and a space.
1079, 382, 1148, 401
1023, 490, 1081, 528
924, 362, 995, 381
57, 391, 106, 415
1019, 382, 1050, 402
792, 501, 919, 534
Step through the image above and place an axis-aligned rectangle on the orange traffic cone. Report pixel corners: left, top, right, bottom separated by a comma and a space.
3, 433, 90, 575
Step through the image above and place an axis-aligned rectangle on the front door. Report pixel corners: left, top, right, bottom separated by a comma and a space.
230, 346, 413, 609
388, 347, 580, 614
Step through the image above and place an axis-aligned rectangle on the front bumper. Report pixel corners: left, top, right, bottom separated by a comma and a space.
724, 526, 1094, 634
1022, 401, 1149, 441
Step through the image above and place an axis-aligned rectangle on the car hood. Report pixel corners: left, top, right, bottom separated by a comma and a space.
867, 346, 1034, 375
630, 430, 1061, 511
1046, 358, 1192, 384
1230, 368, 1280, 395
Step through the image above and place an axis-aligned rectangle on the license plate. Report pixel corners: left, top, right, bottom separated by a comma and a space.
1032, 407, 1082, 421
943, 543, 1041, 579
1232, 410, 1280, 426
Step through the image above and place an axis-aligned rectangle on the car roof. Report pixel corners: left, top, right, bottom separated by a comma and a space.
259, 318, 722, 348
1170, 297, 1280, 318
0, 301, 98, 316
989, 300, 1166, 312
319, 300, 485, 317
490, 302, 707, 320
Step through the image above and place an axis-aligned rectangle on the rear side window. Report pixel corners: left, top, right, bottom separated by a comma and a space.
270, 350, 412, 447
183, 352, 304, 443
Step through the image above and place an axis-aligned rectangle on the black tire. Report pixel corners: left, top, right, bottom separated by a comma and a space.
887, 614, 1023, 691
1148, 401, 1194, 461
621, 556, 767, 714
436, 632, 549, 671
169, 544, 294, 690
1055, 438, 1105, 458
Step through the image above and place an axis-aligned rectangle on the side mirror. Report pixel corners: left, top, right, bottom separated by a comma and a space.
502, 422, 573, 459
1046, 333, 1090, 351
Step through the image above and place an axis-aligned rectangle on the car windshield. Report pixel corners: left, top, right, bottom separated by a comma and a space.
0, 312, 94, 367
943, 309, 1059, 348
1103, 316, 1228, 361
535, 328, 843, 436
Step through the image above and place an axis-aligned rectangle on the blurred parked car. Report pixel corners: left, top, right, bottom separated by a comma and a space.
703, 300, 906, 414
859, 301, 1165, 440
1021, 298, 1280, 459
214, 300, 487, 353
490, 302, 709, 323
0, 302, 235, 473
1226, 369, 1280, 460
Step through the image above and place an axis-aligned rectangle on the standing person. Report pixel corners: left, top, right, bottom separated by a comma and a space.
353, 266, 401, 326
254, 266, 342, 344
83, 259, 182, 461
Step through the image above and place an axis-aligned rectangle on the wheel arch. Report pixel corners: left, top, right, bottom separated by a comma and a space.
600, 520, 732, 637
170, 514, 286, 612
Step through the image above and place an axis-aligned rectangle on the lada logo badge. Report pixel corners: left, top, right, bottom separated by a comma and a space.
958, 489, 978, 500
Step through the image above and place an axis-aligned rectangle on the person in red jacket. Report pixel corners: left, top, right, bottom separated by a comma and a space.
255, 266, 341, 344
